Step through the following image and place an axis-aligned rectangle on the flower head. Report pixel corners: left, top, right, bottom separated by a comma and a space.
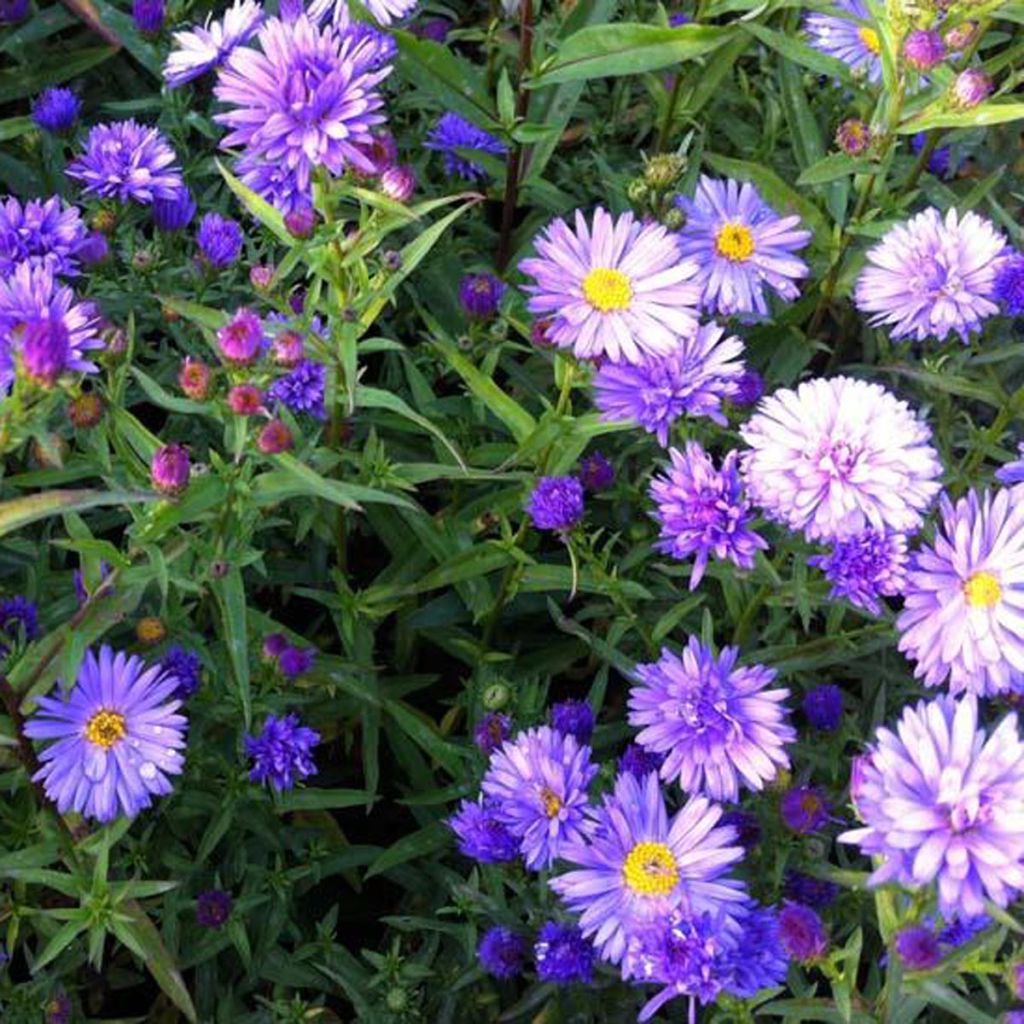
448, 797, 519, 863
459, 272, 506, 319
24, 646, 187, 821
481, 725, 597, 869
237, 153, 311, 218
217, 308, 264, 365
161, 645, 202, 700
67, 120, 183, 205
550, 771, 745, 966
526, 475, 584, 533
0, 0, 28, 23
279, 645, 314, 678
152, 188, 197, 232
898, 486, 1024, 695
593, 322, 745, 443
267, 359, 326, 419
196, 889, 233, 928
550, 699, 595, 743
835, 118, 872, 156
996, 443, 1024, 485
676, 176, 811, 317
912, 132, 955, 178
894, 926, 941, 969
803, 684, 843, 732
618, 743, 665, 779
904, 29, 945, 71
840, 695, 1024, 916
31, 88, 81, 135
0, 595, 40, 654
534, 922, 594, 984
649, 442, 767, 589
579, 451, 614, 492
628, 637, 794, 802
951, 68, 992, 109
151, 444, 191, 496
164, 0, 264, 87
227, 384, 264, 415
519, 207, 701, 366
379, 165, 416, 202
778, 903, 828, 962
995, 252, 1024, 316
179, 357, 211, 399
740, 376, 942, 541
474, 712, 511, 755
854, 208, 1007, 342
809, 529, 908, 614
133, 0, 164, 34
21, 319, 72, 386
780, 786, 830, 834
197, 212, 244, 267
258, 419, 294, 454
477, 927, 528, 979
732, 368, 764, 406
805, 0, 882, 83
425, 113, 506, 181
0, 195, 88, 278
245, 713, 320, 790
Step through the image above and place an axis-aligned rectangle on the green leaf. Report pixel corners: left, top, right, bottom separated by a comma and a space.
918, 981, 1000, 1024
131, 367, 214, 416
32, 914, 89, 972
529, 24, 733, 88
901, 101, 1024, 133
211, 569, 251, 730
364, 820, 450, 879
0, 116, 34, 142
797, 152, 883, 186
276, 788, 374, 812
383, 700, 465, 776
156, 295, 228, 331
217, 159, 292, 244
0, 46, 115, 103
356, 385, 466, 470
0, 489, 155, 539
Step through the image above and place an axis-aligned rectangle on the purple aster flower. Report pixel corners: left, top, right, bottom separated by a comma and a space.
897, 486, 1024, 696
448, 797, 519, 863
161, 645, 202, 700
676, 176, 811, 317
938, 915, 989, 947
133, 0, 164, 34
151, 444, 191, 496
379, 164, 416, 203
780, 786, 830, 834
474, 712, 511, 755
784, 870, 839, 908
214, 16, 391, 194
836, 118, 872, 156
279, 645, 315, 678
424, 112, 506, 181
0, 0, 29, 23
903, 29, 945, 71
649, 442, 767, 589
481, 725, 597, 869
21, 319, 74, 387
778, 903, 828, 962
526, 475, 584, 533
579, 451, 614, 492
534, 921, 594, 984
996, 443, 1024, 484
740, 376, 942, 542
245, 713, 320, 791
31, 88, 81, 135
951, 68, 992, 109
360, 0, 418, 24
995, 252, 1024, 316
593, 322, 745, 443
217, 308, 264, 365
551, 771, 745, 967
197, 212, 244, 267
519, 207, 701, 366
477, 926, 528, 979
618, 742, 665, 779
459, 272, 506, 319
912, 133, 954, 179
732, 368, 764, 406
722, 904, 789, 998
267, 359, 326, 419
196, 889, 233, 928
550, 699, 594, 743
841, 694, 1024, 917
628, 637, 794, 802
855, 208, 1007, 343
894, 926, 941, 969
1006, 1013, 1024, 1024
164, 0, 264, 87
78, 232, 109, 266
0, 595, 39, 655
152, 188, 197, 232
802, 684, 843, 732
24, 646, 187, 822
235, 152, 312, 218
809, 529, 908, 614
804, 0, 882, 83
0, 195, 88, 278
67, 120, 184, 205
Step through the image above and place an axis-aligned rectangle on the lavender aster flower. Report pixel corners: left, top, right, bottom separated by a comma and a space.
161, 645, 202, 700
897, 486, 1024, 696
740, 376, 942, 542
360, 0, 418, 24
676, 176, 811, 317
267, 359, 326, 419
477, 927, 528, 979
628, 637, 794, 802
449, 797, 520, 863
245, 713, 320, 791
534, 922, 594, 984
519, 207, 701, 366
526, 475, 584, 533
217, 308, 265, 365
31, 88, 81, 135
151, 444, 191, 496
780, 786, 830, 834
67, 120, 183, 205
481, 725, 597, 869
778, 903, 828, 961
855, 208, 1007, 342
550, 699, 594, 742
197, 212, 243, 267
425, 113, 506, 181
215, 16, 391, 193
235, 153, 311, 218
164, 0, 264, 88
579, 451, 615, 491
0, 195, 88, 278
904, 29, 945, 71
649, 442, 767, 589
840, 694, 1024, 916
152, 188, 197, 232
995, 252, 1024, 316
805, 0, 882, 83
24, 646, 187, 822
803, 684, 843, 732
550, 771, 745, 966
474, 712, 511, 755
721, 905, 789, 998
459, 272, 506, 319
196, 889, 232, 928
593, 322, 745, 443
951, 68, 992, 109
894, 926, 941, 969
996, 443, 1024, 484
809, 529, 908, 614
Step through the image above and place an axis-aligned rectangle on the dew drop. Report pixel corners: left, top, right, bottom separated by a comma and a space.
139, 761, 157, 780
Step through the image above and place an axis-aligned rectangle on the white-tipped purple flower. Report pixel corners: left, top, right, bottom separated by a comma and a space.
804, 0, 882, 83
163, 0, 264, 88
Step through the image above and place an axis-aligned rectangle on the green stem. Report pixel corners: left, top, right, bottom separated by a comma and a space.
656, 73, 684, 153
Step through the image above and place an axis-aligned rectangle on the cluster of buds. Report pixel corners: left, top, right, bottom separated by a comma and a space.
626, 153, 688, 227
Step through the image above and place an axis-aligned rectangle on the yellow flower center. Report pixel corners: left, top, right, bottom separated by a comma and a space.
714, 223, 755, 263
540, 786, 562, 818
85, 709, 127, 749
622, 841, 680, 897
859, 26, 881, 55
582, 268, 633, 313
963, 571, 1001, 609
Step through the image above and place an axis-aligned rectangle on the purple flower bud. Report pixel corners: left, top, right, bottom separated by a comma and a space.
579, 451, 615, 492
379, 164, 417, 203
550, 699, 594, 742
151, 443, 190, 496
526, 475, 584, 533
78, 231, 109, 266
257, 419, 293, 454
284, 205, 317, 239
217, 308, 265, 365
227, 384, 264, 415
279, 644, 314, 677
31, 87, 81, 135
894, 926, 941, 970
778, 903, 828, 962
22, 319, 70, 386
944, 21, 977, 52
803, 684, 843, 731
196, 889, 233, 929
617, 742, 665, 779
459, 272, 506, 320
1010, 961, 1024, 1000
132, 0, 164, 33
835, 118, 872, 156
478, 926, 528, 979
153, 188, 197, 232
271, 330, 304, 367
197, 212, 243, 267
412, 16, 450, 42
951, 68, 993, 109
780, 785, 830, 833
262, 633, 289, 658
0, 0, 29, 23
178, 357, 211, 399
903, 29, 945, 71
249, 264, 275, 290
732, 369, 764, 406
995, 252, 1024, 316
473, 712, 511, 754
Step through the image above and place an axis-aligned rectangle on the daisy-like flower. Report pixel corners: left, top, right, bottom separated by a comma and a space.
0, 195, 88, 278
309, 0, 418, 26
477, 927, 528, 979
740, 376, 943, 542
267, 359, 327, 419
649, 442, 767, 590
629, 638, 794, 802
676, 176, 811, 317
23, 646, 187, 822
840, 694, 1024, 917
592, 322, 745, 443
448, 797, 520, 863
519, 207, 701, 366
897, 486, 1024, 696
550, 771, 745, 967
163, 0, 264, 88
67, 120, 184, 205
805, 0, 883, 83
481, 725, 597, 869
214, 15, 391, 194
534, 922, 595, 984
809, 528, 908, 614
854, 208, 1007, 343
